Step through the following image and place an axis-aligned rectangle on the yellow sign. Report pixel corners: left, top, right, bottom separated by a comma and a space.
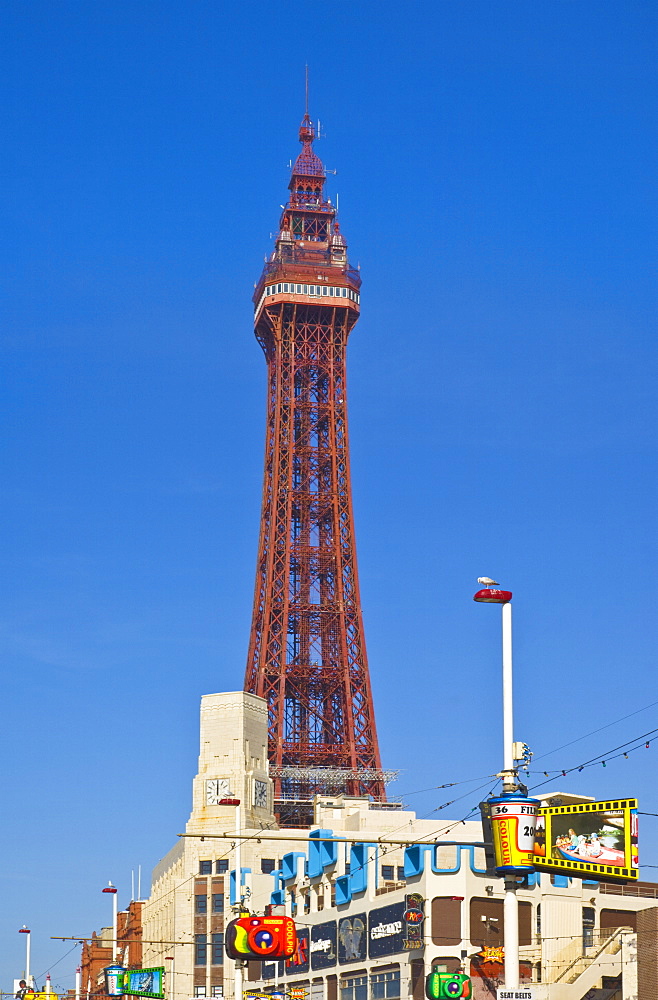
477, 947, 504, 964
489, 799, 538, 873
533, 798, 638, 883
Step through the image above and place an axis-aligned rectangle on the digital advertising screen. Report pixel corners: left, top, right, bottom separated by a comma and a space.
533, 798, 638, 883
122, 969, 165, 999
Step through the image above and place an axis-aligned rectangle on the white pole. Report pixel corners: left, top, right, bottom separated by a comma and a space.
138, 866, 141, 901
131, 870, 135, 903
75, 967, 81, 1000
25, 932, 31, 984
501, 599, 519, 990
234, 804, 242, 1000
45, 975, 51, 996
112, 889, 118, 964
502, 601, 514, 780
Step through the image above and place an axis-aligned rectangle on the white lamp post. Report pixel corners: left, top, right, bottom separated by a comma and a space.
164, 956, 174, 1000
219, 798, 242, 1000
474, 580, 519, 990
102, 882, 119, 964
19, 926, 31, 985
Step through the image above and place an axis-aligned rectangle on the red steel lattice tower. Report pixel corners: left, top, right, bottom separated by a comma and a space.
245, 110, 389, 824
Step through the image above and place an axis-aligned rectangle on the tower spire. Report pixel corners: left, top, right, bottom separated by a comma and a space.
245, 113, 388, 826
305, 63, 309, 117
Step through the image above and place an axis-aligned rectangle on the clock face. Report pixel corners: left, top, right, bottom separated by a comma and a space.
253, 780, 267, 809
206, 778, 230, 805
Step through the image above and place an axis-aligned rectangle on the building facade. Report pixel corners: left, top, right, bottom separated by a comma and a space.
80, 902, 144, 997
141, 691, 655, 1000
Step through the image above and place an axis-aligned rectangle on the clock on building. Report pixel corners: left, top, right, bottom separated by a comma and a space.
253, 780, 268, 809
205, 778, 231, 805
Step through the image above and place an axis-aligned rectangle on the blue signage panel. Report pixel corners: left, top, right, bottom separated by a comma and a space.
338, 913, 367, 965
368, 896, 425, 958
310, 921, 337, 970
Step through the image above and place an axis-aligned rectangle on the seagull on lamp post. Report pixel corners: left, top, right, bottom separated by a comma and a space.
477, 577, 499, 587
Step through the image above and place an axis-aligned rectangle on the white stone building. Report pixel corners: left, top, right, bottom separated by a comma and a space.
141, 692, 656, 1000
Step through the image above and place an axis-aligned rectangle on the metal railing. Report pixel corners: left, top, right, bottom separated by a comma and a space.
254, 258, 361, 301
550, 925, 630, 984
600, 881, 658, 898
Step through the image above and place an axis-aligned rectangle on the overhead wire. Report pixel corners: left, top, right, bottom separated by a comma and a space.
532, 698, 658, 762
527, 725, 658, 793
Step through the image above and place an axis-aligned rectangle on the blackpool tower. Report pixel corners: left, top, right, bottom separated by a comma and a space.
245, 109, 393, 825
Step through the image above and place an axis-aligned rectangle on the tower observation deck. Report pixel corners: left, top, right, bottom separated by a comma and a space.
245, 112, 394, 826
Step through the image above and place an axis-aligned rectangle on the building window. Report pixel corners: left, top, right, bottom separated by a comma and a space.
397, 867, 405, 881
311, 982, 324, 1000
194, 988, 207, 998
215, 860, 228, 874
536, 904, 541, 939
199, 861, 212, 875
195, 934, 208, 965
370, 971, 400, 1000
212, 933, 224, 965
341, 976, 367, 1000
261, 859, 276, 874
212, 893, 224, 914
304, 892, 311, 914
196, 895, 208, 913
344, 863, 351, 875
211, 988, 223, 998
381, 865, 394, 881
289, 889, 297, 916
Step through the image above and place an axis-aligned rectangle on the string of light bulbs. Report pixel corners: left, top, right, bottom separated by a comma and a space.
527, 725, 658, 793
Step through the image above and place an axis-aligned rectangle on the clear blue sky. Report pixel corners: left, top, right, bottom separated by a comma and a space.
2, 0, 657, 990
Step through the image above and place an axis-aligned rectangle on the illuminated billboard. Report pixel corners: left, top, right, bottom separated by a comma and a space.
122, 968, 165, 998
533, 798, 638, 883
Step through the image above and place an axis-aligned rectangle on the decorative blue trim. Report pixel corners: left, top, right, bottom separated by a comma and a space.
281, 852, 306, 882
307, 830, 337, 879
349, 843, 375, 894
404, 843, 488, 877
335, 874, 351, 906
229, 867, 252, 905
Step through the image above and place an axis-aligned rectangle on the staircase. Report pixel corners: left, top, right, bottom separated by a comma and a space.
537, 927, 631, 999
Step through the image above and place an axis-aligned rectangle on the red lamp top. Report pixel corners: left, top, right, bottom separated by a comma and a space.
473, 588, 512, 604
219, 798, 241, 806
102, 884, 118, 894
19, 927, 30, 933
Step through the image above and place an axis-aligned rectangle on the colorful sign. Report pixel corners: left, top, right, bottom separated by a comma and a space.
477, 947, 504, 965
244, 992, 298, 1000
338, 913, 367, 964
368, 895, 425, 958
310, 921, 337, 970
285, 927, 309, 974
489, 795, 539, 874
103, 966, 127, 997
425, 971, 472, 999
533, 798, 638, 883
403, 893, 425, 950
226, 915, 297, 960
122, 968, 165, 999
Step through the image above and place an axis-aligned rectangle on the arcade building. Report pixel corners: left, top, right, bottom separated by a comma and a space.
137, 691, 657, 1000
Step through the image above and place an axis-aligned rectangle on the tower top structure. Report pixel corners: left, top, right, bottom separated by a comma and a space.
253, 104, 359, 320
246, 109, 389, 827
